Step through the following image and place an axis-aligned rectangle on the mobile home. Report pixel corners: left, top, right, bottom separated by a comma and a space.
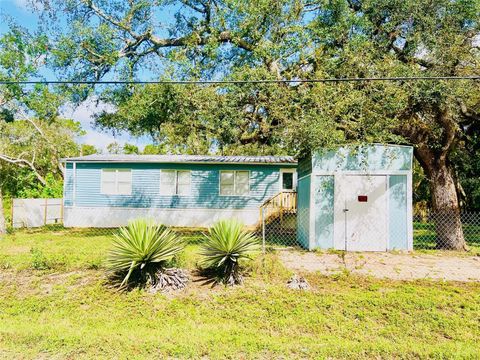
62, 155, 297, 228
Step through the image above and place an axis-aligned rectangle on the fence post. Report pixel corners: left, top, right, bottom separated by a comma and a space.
10, 198, 14, 228
262, 206, 266, 254
279, 193, 283, 228
44, 198, 48, 226
60, 200, 64, 225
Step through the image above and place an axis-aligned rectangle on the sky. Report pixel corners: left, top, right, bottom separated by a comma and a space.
0, 0, 152, 152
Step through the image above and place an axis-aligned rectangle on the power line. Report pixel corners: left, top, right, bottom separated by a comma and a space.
0, 75, 479, 85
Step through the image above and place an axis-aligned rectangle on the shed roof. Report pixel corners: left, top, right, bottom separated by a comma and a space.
61, 154, 297, 165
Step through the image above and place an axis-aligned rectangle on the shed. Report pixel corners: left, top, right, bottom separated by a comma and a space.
296, 144, 413, 251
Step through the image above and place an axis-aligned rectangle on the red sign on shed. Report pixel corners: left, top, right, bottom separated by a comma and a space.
358, 195, 368, 202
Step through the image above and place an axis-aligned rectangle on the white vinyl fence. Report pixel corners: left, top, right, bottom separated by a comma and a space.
12, 198, 63, 228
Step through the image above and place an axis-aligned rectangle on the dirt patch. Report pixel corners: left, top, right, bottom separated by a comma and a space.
160, 270, 244, 300
2, 245, 31, 255
0, 269, 100, 295
279, 251, 480, 282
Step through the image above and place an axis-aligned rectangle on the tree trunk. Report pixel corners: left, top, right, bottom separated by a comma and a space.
0, 187, 6, 235
424, 160, 466, 250
404, 107, 467, 251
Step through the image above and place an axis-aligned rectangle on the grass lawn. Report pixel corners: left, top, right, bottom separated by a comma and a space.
414, 221, 480, 253
1, 228, 480, 359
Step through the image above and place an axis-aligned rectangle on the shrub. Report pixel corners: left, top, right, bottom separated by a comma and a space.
106, 219, 185, 288
200, 219, 260, 285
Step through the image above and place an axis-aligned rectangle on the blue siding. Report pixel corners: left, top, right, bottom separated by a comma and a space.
296, 175, 311, 249
313, 175, 334, 249
388, 175, 408, 250
64, 162, 295, 209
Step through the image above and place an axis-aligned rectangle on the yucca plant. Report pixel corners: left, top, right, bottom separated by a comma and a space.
200, 219, 260, 285
107, 219, 185, 288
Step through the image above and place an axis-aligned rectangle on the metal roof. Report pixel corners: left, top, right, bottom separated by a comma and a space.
61, 154, 297, 165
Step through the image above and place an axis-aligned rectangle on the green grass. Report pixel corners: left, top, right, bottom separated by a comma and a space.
1, 228, 480, 359
0, 226, 113, 271
0, 227, 204, 271
414, 222, 480, 254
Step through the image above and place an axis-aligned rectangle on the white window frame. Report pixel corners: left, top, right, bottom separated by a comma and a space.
219, 170, 251, 196
100, 169, 132, 195
160, 170, 192, 196
279, 168, 297, 192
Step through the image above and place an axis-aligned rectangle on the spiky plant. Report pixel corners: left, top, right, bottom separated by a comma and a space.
200, 219, 260, 285
107, 219, 185, 288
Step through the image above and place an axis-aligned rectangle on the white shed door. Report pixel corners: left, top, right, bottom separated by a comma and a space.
344, 175, 388, 251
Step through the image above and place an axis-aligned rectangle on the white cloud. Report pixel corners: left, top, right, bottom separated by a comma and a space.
13, 0, 30, 10
1, 0, 45, 13
62, 97, 115, 128
61, 97, 150, 152
80, 131, 126, 152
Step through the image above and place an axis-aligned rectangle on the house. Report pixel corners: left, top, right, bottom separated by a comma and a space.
297, 144, 413, 251
61, 155, 297, 228
62, 144, 414, 252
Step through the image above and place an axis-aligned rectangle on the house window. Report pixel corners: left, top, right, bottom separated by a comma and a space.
101, 169, 132, 195
220, 170, 250, 196
160, 170, 191, 195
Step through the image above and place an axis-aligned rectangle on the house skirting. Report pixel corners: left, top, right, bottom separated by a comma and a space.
63, 206, 260, 228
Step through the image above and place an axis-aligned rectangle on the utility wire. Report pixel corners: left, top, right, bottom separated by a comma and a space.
0, 75, 479, 85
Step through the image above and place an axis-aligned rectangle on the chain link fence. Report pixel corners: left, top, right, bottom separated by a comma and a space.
255, 210, 298, 250
255, 209, 480, 252
413, 211, 480, 251
5, 205, 480, 282
7, 198, 480, 253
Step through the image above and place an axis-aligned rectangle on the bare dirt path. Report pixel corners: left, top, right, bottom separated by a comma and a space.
279, 251, 480, 282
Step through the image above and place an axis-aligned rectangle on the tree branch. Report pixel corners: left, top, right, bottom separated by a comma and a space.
391, 41, 434, 69
85, 0, 255, 58
179, 0, 206, 14
0, 154, 47, 186
17, 110, 65, 176
436, 108, 458, 161
459, 100, 480, 123
83, 0, 139, 38
148, 30, 255, 52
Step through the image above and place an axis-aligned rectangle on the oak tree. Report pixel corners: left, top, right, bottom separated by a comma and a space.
34, 0, 480, 249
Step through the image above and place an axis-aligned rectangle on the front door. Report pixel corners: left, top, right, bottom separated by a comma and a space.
344, 175, 388, 251
280, 169, 297, 191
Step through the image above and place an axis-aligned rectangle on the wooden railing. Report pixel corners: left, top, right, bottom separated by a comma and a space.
259, 191, 297, 225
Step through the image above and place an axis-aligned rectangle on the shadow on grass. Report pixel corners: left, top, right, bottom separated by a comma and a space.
191, 268, 220, 288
